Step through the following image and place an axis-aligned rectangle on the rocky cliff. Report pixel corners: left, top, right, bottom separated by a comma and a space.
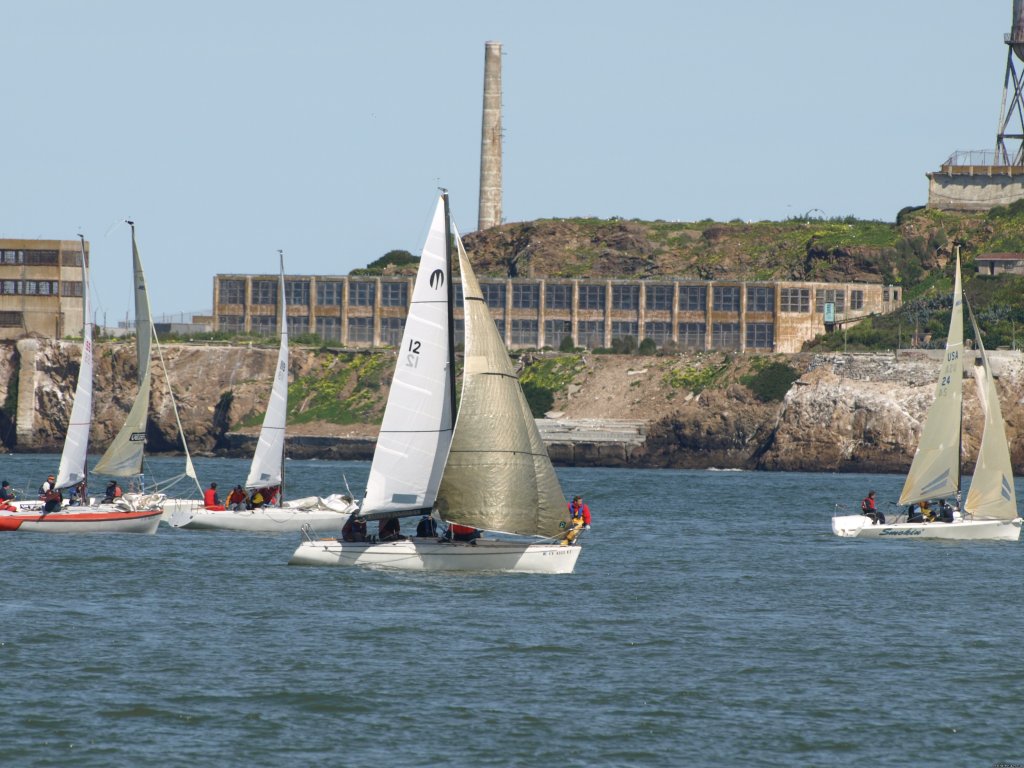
3, 340, 1022, 474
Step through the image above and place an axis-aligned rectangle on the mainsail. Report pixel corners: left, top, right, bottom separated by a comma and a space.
94, 224, 153, 477
964, 300, 1018, 521
245, 255, 288, 490
899, 252, 965, 506
360, 196, 455, 520
55, 236, 93, 490
434, 226, 567, 538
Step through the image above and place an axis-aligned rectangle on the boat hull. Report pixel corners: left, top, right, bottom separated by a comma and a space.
167, 499, 354, 532
0, 507, 162, 533
832, 514, 1022, 541
289, 536, 582, 573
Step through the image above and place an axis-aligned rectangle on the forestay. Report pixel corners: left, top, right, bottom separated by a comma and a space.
245, 258, 288, 490
899, 252, 964, 506
360, 197, 454, 520
434, 227, 567, 538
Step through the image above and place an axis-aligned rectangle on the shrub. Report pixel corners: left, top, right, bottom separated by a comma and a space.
740, 361, 800, 402
638, 337, 658, 355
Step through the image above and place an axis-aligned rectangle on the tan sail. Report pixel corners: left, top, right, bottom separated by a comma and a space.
899, 253, 964, 506
434, 230, 568, 538
965, 303, 1018, 521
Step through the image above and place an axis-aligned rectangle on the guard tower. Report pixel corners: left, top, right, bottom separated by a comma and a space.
477, 41, 503, 231
928, 0, 1024, 210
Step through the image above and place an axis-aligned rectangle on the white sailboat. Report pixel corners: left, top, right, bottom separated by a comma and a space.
832, 250, 1022, 540
168, 254, 356, 531
290, 193, 583, 572
0, 234, 162, 533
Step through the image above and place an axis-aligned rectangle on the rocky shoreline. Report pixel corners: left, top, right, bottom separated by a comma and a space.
4, 339, 1022, 473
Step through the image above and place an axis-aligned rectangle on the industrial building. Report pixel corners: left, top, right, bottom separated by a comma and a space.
0, 239, 87, 341
211, 273, 901, 354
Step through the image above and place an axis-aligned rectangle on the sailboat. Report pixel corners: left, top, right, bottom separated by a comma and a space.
832, 250, 1022, 540
289, 193, 583, 572
0, 234, 162, 533
168, 254, 356, 532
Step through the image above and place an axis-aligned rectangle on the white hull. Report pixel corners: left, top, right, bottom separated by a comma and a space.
831, 513, 1022, 541
167, 498, 355, 532
289, 536, 582, 573
0, 507, 162, 533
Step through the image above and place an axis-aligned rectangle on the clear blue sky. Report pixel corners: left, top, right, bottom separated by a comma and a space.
1, 0, 1011, 324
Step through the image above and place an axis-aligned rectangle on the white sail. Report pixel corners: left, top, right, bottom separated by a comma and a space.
899, 253, 964, 506
360, 196, 454, 519
55, 237, 93, 490
94, 225, 152, 477
965, 304, 1018, 521
245, 258, 288, 490
434, 227, 568, 538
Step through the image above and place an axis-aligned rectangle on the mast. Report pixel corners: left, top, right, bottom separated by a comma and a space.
442, 190, 457, 420
278, 249, 286, 505
79, 234, 89, 494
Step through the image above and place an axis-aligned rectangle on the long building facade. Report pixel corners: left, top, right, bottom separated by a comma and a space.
0, 239, 88, 340
213, 274, 902, 354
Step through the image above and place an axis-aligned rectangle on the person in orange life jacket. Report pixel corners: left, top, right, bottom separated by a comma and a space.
449, 523, 480, 542
42, 484, 63, 513
227, 485, 248, 511
39, 474, 56, 499
860, 490, 884, 524
204, 482, 221, 508
379, 517, 403, 541
261, 486, 279, 506
568, 495, 591, 529
103, 480, 122, 503
341, 514, 367, 542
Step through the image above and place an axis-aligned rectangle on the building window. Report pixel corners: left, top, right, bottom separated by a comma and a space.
780, 288, 810, 313
611, 321, 638, 340
218, 315, 243, 333
746, 286, 775, 312
381, 281, 409, 307
545, 283, 572, 310
317, 281, 344, 306
646, 284, 674, 311
712, 286, 740, 312
252, 280, 277, 306
712, 322, 741, 350
347, 316, 374, 344
578, 320, 605, 348
453, 318, 465, 348
544, 319, 572, 348
644, 321, 672, 344
381, 317, 405, 346
1, 250, 20, 264
454, 283, 464, 307
24, 250, 58, 266
316, 316, 341, 341
511, 319, 538, 346
481, 282, 506, 309
220, 279, 245, 305
63, 250, 84, 268
578, 284, 605, 310
493, 319, 505, 339
512, 284, 539, 309
23, 281, 37, 296
1, 280, 19, 295
815, 289, 845, 313
285, 280, 310, 307
287, 316, 310, 336
746, 322, 775, 350
678, 322, 706, 350
0, 311, 23, 326
612, 285, 639, 310
850, 290, 864, 311
250, 315, 277, 336
679, 285, 707, 312
61, 281, 83, 297
349, 281, 375, 307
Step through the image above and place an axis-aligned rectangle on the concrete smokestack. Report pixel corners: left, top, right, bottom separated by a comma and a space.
478, 41, 503, 231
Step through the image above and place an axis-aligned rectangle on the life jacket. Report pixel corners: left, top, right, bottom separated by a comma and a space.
450, 523, 476, 536
204, 488, 219, 507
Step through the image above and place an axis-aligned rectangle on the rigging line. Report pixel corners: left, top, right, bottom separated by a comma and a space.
151, 325, 204, 495
446, 449, 553, 458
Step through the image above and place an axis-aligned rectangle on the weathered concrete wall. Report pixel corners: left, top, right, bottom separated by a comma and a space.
927, 169, 1024, 211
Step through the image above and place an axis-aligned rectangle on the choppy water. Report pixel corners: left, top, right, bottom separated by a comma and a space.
2, 454, 1023, 767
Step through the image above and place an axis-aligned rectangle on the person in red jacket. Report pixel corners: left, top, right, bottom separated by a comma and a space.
204, 482, 222, 509
568, 496, 591, 529
860, 490, 884, 524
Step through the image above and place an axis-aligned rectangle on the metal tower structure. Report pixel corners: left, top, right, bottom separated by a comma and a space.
996, 0, 1024, 163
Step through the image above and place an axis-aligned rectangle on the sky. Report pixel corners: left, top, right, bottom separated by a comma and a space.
1, 0, 1014, 325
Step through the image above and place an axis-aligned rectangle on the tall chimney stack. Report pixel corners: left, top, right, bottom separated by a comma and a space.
478, 41, 503, 231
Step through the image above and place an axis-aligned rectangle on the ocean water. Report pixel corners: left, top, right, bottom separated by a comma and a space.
1, 454, 1023, 767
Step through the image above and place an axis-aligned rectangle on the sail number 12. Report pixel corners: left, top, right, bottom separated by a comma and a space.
406, 339, 422, 368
